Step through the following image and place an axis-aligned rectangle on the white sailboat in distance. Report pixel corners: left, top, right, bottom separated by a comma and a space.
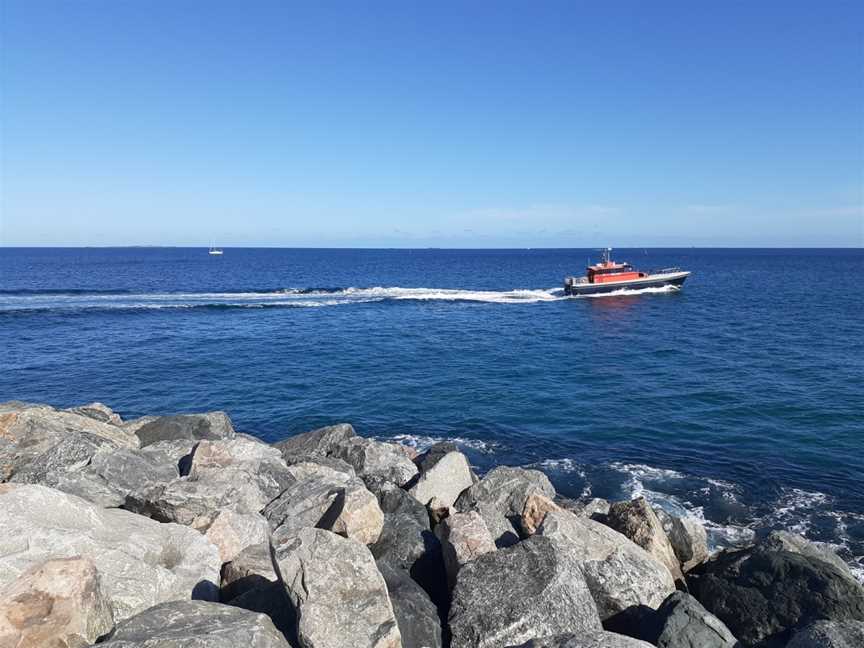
208, 242, 223, 256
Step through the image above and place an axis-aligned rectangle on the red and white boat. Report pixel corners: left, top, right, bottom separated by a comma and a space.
564, 248, 690, 296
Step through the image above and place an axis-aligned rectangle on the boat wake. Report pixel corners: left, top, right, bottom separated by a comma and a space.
0, 284, 680, 313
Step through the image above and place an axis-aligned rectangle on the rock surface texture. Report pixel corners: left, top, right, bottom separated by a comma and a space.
276, 527, 402, 648
408, 449, 474, 508
97, 599, 291, 647
0, 483, 221, 623
605, 498, 685, 583
689, 545, 864, 646
435, 510, 496, 588
455, 466, 556, 547
656, 509, 709, 573
537, 510, 675, 621
786, 620, 864, 648
643, 591, 738, 648
134, 412, 236, 447
509, 632, 655, 647
448, 535, 602, 648
0, 557, 114, 648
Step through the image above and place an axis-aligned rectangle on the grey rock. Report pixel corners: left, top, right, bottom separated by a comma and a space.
509, 631, 655, 647
0, 483, 221, 623
455, 466, 555, 547
435, 510, 496, 589
264, 462, 384, 545
371, 482, 433, 570
134, 411, 235, 447
47, 444, 182, 508
378, 560, 443, 648
449, 535, 602, 648
194, 509, 271, 563
333, 437, 419, 487
127, 437, 294, 526
227, 581, 296, 642
0, 556, 114, 648
276, 527, 401, 648
409, 450, 474, 508
273, 423, 356, 460
221, 542, 279, 603
537, 511, 675, 621
97, 599, 291, 647
786, 620, 864, 648
644, 591, 737, 648
656, 509, 709, 573
415, 441, 459, 472
760, 530, 853, 578
0, 401, 137, 482
138, 439, 198, 476
282, 452, 356, 476
689, 545, 864, 646
605, 498, 684, 583
557, 497, 611, 522
65, 401, 123, 425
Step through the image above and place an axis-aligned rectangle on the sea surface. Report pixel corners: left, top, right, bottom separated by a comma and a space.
2, 247, 862, 577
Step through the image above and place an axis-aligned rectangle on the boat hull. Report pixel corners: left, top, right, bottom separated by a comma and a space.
564, 271, 690, 296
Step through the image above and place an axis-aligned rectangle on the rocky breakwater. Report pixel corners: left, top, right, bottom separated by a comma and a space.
0, 399, 862, 648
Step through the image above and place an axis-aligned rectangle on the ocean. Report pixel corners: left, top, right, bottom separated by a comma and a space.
2, 247, 862, 578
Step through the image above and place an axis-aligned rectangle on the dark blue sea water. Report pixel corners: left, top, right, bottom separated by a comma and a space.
2, 247, 863, 577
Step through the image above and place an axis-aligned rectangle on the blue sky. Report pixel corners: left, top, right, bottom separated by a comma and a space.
1, 1, 862, 247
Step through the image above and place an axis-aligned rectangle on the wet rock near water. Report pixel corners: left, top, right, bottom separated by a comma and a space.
537, 510, 675, 622
688, 542, 864, 646
605, 498, 685, 584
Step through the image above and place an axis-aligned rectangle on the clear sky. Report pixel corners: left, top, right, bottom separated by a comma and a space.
1, 1, 862, 247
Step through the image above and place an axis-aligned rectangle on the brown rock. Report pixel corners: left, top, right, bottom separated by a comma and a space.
521, 492, 563, 536
0, 557, 114, 648
435, 510, 496, 588
605, 498, 684, 583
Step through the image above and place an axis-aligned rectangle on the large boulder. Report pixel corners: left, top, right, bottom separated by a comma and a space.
409, 450, 474, 508
65, 401, 123, 425
0, 483, 221, 622
537, 511, 675, 621
641, 591, 737, 648
44, 444, 182, 508
448, 535, 602, 648
605, 498, 684, 583
333, 437, 419, 487
378, 560, 443, 648
786, 620, 864, 648
193, 509, 271, 563
689, 545, 864, 646
434, 510, 496, 589
97, 599, 291, 647
126, 437, 294, 526
655, 510, 709, 573
275, 527, 402, 648
455, 466, 555, 548
509, 632, 655, 647
0, 557, 114, 648
220, 542, 279, 603
274, 423, 356, 460
134, 411, 235, 447
0, 401, 137, 482
264, 462, 384, 545
371, 482, 435, 570
415, 441, 459, 472
760, 530, 853, 578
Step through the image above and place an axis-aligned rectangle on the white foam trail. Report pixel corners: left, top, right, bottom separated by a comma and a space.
577, 285, 679, 298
